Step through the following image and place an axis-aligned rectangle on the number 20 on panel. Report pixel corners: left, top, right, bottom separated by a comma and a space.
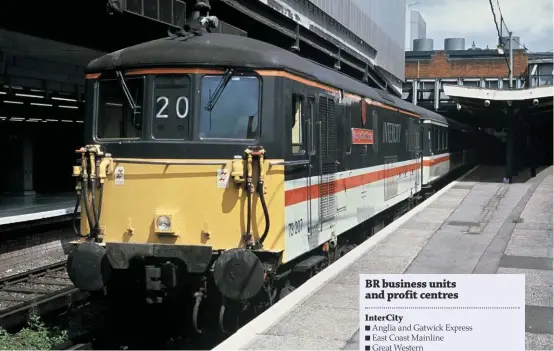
156, 96, 190, 119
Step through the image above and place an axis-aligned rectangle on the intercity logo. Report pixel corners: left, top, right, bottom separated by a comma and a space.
351, 128, 374, 145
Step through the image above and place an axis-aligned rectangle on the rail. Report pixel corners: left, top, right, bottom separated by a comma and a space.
0, 261, 88, 329
59, 342, 92, 350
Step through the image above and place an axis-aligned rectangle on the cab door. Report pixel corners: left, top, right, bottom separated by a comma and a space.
305, 95, 318, 236
409, 118, 422, 194
410, 119, 423, 194
416, 122, 424, 190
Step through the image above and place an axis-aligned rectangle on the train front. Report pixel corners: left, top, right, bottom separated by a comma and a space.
66, 65, 286, 310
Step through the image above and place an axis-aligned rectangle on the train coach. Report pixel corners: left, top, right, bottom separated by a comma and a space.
66, 13, 481, 334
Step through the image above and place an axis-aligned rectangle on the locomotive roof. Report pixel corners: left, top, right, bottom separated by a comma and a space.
87, 32, 473, 132
88, 33, 385, 106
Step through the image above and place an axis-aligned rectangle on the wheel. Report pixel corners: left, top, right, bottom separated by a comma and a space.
279, 285, 296, 300
344, 244, 357, 255
334, 246, 347, 262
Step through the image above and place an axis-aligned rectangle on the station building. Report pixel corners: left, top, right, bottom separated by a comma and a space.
402, 37, 553, 180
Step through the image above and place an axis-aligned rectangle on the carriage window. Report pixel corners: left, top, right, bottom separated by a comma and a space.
153, 75, 191, 139
96, 77, 144, 139
428, 129, 432, 151
199, 75, 260, 139
292, 94, 303, 154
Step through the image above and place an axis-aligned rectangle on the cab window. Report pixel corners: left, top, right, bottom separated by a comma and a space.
96, 77, 144, 139
199, 75, 260, 140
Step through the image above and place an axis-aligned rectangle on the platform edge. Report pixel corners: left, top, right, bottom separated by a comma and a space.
0, 207, 80, 226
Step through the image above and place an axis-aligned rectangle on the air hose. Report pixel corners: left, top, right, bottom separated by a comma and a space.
77, 149, 105, 240
245, 182, 252, 238
90, 178, 99, 233
72, 194, 87, 238
257, 179, 270, 245
81, 175, 95, 233
97, 183, 104, 222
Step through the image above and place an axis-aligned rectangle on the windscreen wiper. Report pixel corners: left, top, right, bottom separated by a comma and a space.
116, 70, 140, 114
205, 68, 234, 111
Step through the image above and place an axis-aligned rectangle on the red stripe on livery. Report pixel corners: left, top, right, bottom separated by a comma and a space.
285, 156, 450, 207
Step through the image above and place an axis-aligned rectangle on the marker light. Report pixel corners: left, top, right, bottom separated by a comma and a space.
156, 215, 171, 231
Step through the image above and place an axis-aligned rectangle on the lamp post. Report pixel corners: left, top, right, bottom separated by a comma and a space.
497, 33, 514, 89
508, 31, 513, 89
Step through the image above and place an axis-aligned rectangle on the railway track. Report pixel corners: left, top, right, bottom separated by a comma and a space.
0, 261, 89, 329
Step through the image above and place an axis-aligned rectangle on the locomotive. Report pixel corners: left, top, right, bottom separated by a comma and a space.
66, 5, 480, 335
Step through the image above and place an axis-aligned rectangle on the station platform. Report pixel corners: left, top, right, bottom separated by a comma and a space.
216, 165, 553, 351
0, 193, 78, 226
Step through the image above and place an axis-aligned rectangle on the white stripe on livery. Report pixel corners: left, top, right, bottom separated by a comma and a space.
282, 151, 471, 262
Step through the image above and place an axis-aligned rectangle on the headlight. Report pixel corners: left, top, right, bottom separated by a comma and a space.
156, 215, 171, 231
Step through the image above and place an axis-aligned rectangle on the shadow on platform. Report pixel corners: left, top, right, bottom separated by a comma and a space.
463, 165, 552, 184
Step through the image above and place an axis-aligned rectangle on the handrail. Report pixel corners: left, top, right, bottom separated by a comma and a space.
269, 160, 310, 166
112, 158, 227, 166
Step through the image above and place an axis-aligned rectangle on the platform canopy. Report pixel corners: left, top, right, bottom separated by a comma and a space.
443, 85, 553, 127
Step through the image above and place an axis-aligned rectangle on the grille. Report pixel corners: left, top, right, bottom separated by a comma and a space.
318, 96, 337, 226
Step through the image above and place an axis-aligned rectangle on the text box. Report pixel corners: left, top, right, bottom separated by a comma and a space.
359, 274, 525, 351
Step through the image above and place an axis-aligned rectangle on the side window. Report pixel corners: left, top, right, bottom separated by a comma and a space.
153, 75, 191, 139
434, 127, 439, 151
446, 131, 449, 149
307, 96, 315, 155
428, 128, 432, 151
292, 94, 304, 154
405, 126, 409, 152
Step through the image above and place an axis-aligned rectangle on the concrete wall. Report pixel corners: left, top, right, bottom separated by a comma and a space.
0, 29, 105, 95
409, 10, 426, 50
0, 228, 74, 275
293, 0, 407, 82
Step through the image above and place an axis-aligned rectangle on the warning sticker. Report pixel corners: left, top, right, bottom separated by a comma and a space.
115, 166, 124, 185
217, 169, 230, 189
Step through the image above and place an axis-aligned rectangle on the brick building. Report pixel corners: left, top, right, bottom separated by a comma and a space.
402, 41, 552, 113
406, 49, 528, 81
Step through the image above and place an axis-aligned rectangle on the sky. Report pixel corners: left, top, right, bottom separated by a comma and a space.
407, 0, 553, 53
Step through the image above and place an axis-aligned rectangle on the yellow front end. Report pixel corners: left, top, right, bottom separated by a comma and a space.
80, 158, 286, 253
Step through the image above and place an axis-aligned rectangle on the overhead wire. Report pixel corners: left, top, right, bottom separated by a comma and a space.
487, 0, 510, 72
495, 2, 553, 64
